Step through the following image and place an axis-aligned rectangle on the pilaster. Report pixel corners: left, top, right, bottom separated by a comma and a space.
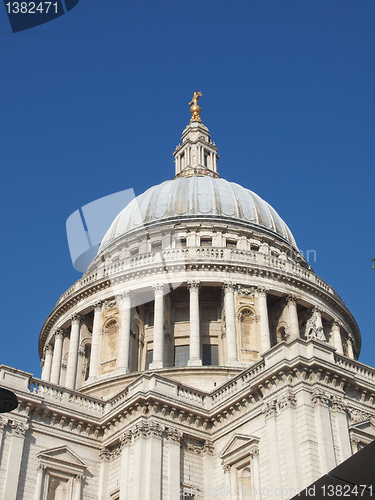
3, 420, 28, 500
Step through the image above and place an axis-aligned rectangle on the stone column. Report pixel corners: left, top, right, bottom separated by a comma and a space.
166, 428, 182, 500
3, 421, 28, 499
150, 284, 165, 369
34, 464, 46, 500
223, 283, 238, 365
331, 320, 343, 355
41, 344, 53, 382
188, 281, 202, 366
66, 314, 81, 390
117, 292, 133, 373
257, 288, 271, 352
50, 329, 64, 385
287, 296, 300, 340
88, 301, 103, 380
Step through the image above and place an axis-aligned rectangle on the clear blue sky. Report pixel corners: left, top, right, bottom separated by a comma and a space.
0, 1, 374, 377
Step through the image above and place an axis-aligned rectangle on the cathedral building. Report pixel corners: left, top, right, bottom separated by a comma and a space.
1, 95, 374, 500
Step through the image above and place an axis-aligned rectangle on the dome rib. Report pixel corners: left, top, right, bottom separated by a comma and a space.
99, 177, 297, 252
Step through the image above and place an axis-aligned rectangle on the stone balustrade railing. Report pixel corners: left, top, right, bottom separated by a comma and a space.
334, 355, 375, 384
55, 246, 339, 308
27, 377, 105, 415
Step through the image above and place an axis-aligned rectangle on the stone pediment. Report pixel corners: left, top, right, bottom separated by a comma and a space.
220, 434, 259, 465
38, 446, 87, 475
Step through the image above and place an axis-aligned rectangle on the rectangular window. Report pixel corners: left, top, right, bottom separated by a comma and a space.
177, 238, 187, 247
131, 247, 139, 256
226, 239, 237, 248
151, 242, 162, 251
146, 350, 153, 370
200, 238, 212, 247
202, 345, 219, 366
174, 345, 189, 367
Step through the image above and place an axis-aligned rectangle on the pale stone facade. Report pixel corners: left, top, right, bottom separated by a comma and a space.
1, 112, 374, 500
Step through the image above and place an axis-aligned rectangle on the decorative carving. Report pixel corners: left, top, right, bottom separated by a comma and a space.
44, 344, 53, 355
222, 282, 237, 293
132, 422, 163, 440
332, 397, 346, 412
153, 283, 166, 295
256, 287, 268, 298
0, 417, 7, 431
54, 329, 64, 340
305, 308, 326, 341
278, 392, 297, 410
91, 301, 103, 311
202, 440, 214, 455
99, 447, 112, 462
262, 401, 277, 419
222, 462, 231, 473
12, 422, 28, 437
187, 281, 200, 292
347, 407, 373, 423
311, 388, 331, 407
237, 286, 255, 297
71, 314, 81, 325
166, 427, 183, 443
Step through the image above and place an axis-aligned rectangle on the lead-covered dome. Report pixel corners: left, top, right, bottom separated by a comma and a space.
99, 176, 297, 252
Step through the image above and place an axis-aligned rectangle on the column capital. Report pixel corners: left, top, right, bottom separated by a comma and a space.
71, 314, 81, 325
153, 283, 166, 295
312, 306, 323, 316
44, 344, 53, 355
78, 345, 86, 356
53, 328, 64, 340
222, 282, 237, 293
11, 421, 28, 437
187, 281, 200, 292
91, 300, 103, 311
116, 291, 133, 306
166, 427, 183, 443
332, 319, 343, 329
256, 286, 269, 298
286, 294, 298, 304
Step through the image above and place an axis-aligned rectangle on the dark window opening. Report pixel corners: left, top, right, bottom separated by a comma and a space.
202, 345, 219, 366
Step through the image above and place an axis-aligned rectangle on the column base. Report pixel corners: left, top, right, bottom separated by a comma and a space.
149, 361, 163, 370
117, 367, 130, 375
226, 359, 243, 368
188, 358, 202, 367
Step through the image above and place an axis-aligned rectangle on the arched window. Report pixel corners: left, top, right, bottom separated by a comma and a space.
239, 467, 252, 498
239, 308, 256, 351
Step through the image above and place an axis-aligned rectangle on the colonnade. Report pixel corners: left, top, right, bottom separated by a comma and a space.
40, 282, 349, 388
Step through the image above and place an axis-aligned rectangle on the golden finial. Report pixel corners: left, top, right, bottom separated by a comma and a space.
189, 91, 203, 123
